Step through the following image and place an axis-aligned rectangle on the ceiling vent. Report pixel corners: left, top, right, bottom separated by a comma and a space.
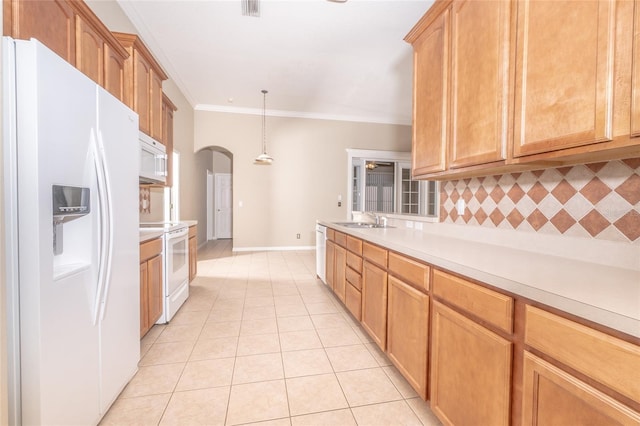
242, 0, 260, 17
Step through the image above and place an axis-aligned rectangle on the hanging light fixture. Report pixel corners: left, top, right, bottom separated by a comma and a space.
254, 89, 273, 165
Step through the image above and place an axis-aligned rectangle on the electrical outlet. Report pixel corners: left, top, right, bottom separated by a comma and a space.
296, 233, 300, 239
456, 199, 465, 215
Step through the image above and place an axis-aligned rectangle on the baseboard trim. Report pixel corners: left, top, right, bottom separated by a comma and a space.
232, 245, 315, 252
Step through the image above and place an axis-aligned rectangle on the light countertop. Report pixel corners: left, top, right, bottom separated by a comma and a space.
319, 220, 640, 338
139, 230, 164, 243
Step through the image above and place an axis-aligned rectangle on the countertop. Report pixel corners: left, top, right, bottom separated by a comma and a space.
139, 229, 164, 243
319, 220, 640, 338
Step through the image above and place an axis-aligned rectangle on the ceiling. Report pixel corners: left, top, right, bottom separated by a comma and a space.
117, 0, 433, 125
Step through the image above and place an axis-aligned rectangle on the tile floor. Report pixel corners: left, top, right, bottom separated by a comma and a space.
101, 240, 442, 426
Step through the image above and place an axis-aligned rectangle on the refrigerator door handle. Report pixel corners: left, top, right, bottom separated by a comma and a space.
91, 130, 110, 326
96, 130, 114, 322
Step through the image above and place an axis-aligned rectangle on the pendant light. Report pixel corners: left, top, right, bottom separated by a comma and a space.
254, 89, 273, 165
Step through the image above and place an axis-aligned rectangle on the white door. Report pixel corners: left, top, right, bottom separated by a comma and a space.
207, 171, 214, 240
215, 173, 232, 239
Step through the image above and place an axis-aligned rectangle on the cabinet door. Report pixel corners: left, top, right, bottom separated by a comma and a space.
189, 236, 197, 282
632, 0, 640, 137
513, 0, 615, 157
430, 301, 512, 426
104, 44, 126, 102
362, 260, 388, 350
412, 9, 449, 175
522, 352, 640, 425
387, 276, 429, 399
449, 0, 511, 168
147, 254, 164, 325
326, 241, 336, 290
75, 15, 104, 85
133, 51, 152, 135
162, 95, 176, 187
150, 70, 164, 142
139, 261, 149, 338
7, 0, 76, 65
334, 245, 347, 302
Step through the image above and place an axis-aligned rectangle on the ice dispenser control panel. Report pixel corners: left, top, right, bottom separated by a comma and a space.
52, 185, 90, 255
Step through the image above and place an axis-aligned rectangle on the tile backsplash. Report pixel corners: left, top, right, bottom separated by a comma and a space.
440, 159, 640, 243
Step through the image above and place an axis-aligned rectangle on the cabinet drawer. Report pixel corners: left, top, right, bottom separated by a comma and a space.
525, 305, 640, 403
363, 242, 388, 268
335, 231, 347, 247
346, 251, 362, 273
345, 282, 362, 321
346, 235, 363, 255
345, 266, 362, 291
388, 252, 430, 292
140, 238, 162, 262
327, 228, 335, 241
432, 269, 513, 333
188, 225, 197, 238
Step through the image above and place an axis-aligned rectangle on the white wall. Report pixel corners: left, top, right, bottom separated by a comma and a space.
195, 110, 411, 249
0, 4, 8, 422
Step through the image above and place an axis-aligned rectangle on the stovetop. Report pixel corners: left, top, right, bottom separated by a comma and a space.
140, 222, 188, 232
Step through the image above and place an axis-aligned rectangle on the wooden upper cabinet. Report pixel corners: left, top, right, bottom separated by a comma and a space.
162, 93, 177, 187
512, 0, 615, 157
4, 0, 76, 65
75, 14, 103, 85
449, 0, 511, 168
103, 43, 127, 101
411, 7, 449, 175
114, 32, 168, 141
632, 0, 640, 138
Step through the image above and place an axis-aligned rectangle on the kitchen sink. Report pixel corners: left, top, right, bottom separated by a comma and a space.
333, 222, 394, 229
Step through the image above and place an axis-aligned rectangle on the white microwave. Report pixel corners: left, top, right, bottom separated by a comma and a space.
139, 132, 167, 184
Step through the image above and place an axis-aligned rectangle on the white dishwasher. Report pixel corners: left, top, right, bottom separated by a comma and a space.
315, 224, 327, 284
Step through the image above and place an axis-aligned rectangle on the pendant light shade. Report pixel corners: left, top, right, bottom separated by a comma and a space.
254, 89, 273, 165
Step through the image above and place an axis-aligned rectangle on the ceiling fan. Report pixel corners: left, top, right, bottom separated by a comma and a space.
365, 161, 393, 170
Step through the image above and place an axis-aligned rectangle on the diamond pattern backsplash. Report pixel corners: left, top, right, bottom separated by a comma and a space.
440, 159, 640, 243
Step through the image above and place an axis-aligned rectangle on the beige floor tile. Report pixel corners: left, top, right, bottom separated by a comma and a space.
352, 324, 374, 343
168, 309, 209, 328
316, 327, 362, 348
208, 307, 243, 322
274, 295, 304, 306
200, 321, 241, 339
236, 333, 281, 356
310, 313, 350, 329
226, 380, 289, 425
383, 365, 419, 398
243, 305, 276, 320
159, 387, 230, 426
406, 398, 443, 426
218, 288, 247, 299
175, 358, 235, 391
141, 325, 166, 346
351, 400, 422, 426
276, 315, 314, 333
121, 363, 185, 398
285, 373, 348, 416
240, 318, 278, 336
238, 419, 291, 426
139, 341, 195, 366
364, 342, 393, 366
282, 349, 333, 378
244, 296, 275, 307
155, 324, 203, 343
325, 344, 378, 372
190, 336, 238, 361
290, 409, 357, 426
304, 302, 339, 314
233, 353, 284, 384
279, 330, 322, 351
140, 342, 152, 359
272, 284, 301, 296
276, 303, 309, 317
101, 394, 171, 425
179, 296, 215, 312
336, 368, 402, 407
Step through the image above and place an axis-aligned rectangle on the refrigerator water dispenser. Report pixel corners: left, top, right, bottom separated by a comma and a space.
52, 185, 90, 255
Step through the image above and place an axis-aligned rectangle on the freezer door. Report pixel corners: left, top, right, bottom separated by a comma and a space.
13, 38, 102, 425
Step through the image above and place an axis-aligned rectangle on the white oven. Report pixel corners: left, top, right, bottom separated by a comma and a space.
163, 226, 189, 321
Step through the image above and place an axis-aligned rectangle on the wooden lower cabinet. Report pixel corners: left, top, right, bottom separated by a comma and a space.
521, 352, 640, 425
326, 240, 336, 290
386, 276, 429, 399
345, 282, 362, 321
361, 259, 388, 350
430, 301, 512, 426
188, 225, 197, 282
140, 238, 163, 338
334, 245, 347, 302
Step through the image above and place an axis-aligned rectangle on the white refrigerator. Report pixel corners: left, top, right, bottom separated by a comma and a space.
3, 37, 140, 425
